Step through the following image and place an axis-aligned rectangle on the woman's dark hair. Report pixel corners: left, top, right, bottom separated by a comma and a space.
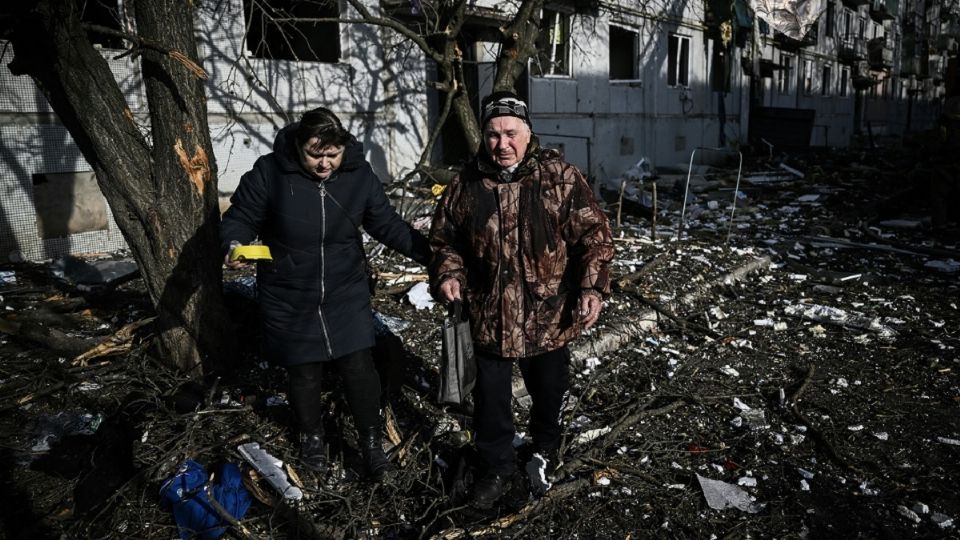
295, 107, 352, 149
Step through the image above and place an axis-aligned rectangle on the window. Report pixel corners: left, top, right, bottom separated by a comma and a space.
243, 0, 341, 62
778, 53, 794, 95
821, 64, 832, 96
667, 34, 690, 87
802, 59, 814, 94
80, 0, 125, 49
533, 9, 571, 76
609, 25, 639, 80
826, 1, 835, 38
839, 67, 849, 97
843, 10, 852, 37
859, 18, 866, 39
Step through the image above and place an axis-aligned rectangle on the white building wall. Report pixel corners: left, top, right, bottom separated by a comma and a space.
529, 0, 750, 177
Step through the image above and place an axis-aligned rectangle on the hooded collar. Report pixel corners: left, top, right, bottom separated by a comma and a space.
273, 122, 365, 180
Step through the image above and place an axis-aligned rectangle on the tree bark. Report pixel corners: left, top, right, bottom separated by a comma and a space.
7, 0, 232, 374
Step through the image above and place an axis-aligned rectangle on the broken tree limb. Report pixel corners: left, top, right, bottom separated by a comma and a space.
556, 398, 686, 478
786, 365, 867, 477
203, 483, 260, 540
430, 477, 593, 539
0, 318, 98, 356
568, 256, 771, 369
73, 317, 155, 366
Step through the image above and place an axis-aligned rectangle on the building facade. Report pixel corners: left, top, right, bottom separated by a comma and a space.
0, 0, 952, 262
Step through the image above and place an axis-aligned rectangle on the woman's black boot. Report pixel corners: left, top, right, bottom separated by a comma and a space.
359, 429, 395, 481
299, 432, 328, 472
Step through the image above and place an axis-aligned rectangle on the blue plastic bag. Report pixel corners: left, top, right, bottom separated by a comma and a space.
159, 460, 252, 540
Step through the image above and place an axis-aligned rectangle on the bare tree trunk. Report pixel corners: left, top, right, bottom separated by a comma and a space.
494, 0, 545, 93
7, 0, 232, 374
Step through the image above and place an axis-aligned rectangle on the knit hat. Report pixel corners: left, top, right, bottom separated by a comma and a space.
480, 91, 531, 128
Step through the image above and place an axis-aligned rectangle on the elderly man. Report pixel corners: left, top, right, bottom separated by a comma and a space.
429, 91, 614, 508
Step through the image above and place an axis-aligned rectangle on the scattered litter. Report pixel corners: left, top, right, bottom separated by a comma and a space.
877, 219, 924, 230
719, 366, 739, 377
373, 310, 411, 336
237, 442, 303, 500
574, 426, 612, 445
525, 453, 553, 496
779, 163, 805, 178
873, 432, 889, 441
797, 468, 815, 480
50, 256, 139, 290
796, 194, 820, 203
936, 437, 960, 446
737, 476, 757, 487
696, 474, 765, 513
405, 282, 435, 310
932, 512, 955, 529
800, 479, 810, 491
924, 259, 960, 273
913, 502, 930, 514
0, 271, 15, 284
28, 411, 104, 454
897, 505, 922, 523
784, 303, 897, 338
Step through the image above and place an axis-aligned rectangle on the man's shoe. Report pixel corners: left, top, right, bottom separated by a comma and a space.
299, 432, 328, 472
470, 473, 509, 509
359, 430, 396, 482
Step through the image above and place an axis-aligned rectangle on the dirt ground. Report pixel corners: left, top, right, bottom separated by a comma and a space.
0, 141, 958, 539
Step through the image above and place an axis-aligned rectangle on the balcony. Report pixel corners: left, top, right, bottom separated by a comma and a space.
773, 29, 818, 50
929, 56, 946, 81
867, 37, 894, 69
838, 36, 867, 62
900, 56, 921, 76
869, 0, 898, 22
936, 33, 958, 54
852, 60, 880, 89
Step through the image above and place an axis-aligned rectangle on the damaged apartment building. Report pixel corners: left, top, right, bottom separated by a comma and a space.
0, 0, 954, 262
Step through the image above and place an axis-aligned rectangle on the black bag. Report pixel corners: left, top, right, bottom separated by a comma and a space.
438, 300, 476, 405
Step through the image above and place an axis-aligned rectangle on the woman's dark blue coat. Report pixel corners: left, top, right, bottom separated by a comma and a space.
220, 124, 430, 365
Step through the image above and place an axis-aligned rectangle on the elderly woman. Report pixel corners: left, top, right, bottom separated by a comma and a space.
221, 107, 430, 481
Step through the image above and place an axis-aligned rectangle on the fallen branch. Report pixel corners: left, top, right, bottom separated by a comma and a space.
73, 317, 155, 366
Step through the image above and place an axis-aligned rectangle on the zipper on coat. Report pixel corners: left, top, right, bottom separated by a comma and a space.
316, 181, 334, 357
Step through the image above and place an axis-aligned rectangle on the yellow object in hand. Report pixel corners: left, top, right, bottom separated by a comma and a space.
230, 245, 273, 262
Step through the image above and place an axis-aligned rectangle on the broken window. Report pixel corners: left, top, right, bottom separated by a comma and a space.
609, 25, 639, 81
826, 1, 835, 38
533, 9, 571, 77
667, 34, 690, 87
802, 59, 814, 95
80, 0, 125, 49
839, 66, 849, 97
243, 0, 341, 63
821, 64, 832, 96
778, 53, 794, 95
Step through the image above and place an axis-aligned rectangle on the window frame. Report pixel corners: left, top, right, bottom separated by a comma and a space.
821, 64, 833, 96
667, 33, 691, 88
609, 24, 641, 82
777, 52, 795, 95
532, 8, 573, 78
242, 0, 342, 63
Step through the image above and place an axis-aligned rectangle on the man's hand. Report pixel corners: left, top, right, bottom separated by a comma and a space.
439, 278, 462, 303
579, 292, 602, 329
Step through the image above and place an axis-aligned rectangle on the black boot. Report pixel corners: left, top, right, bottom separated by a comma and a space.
359, 429, 395, 482
470, 472, 509, 509
299, 432, 328, 472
